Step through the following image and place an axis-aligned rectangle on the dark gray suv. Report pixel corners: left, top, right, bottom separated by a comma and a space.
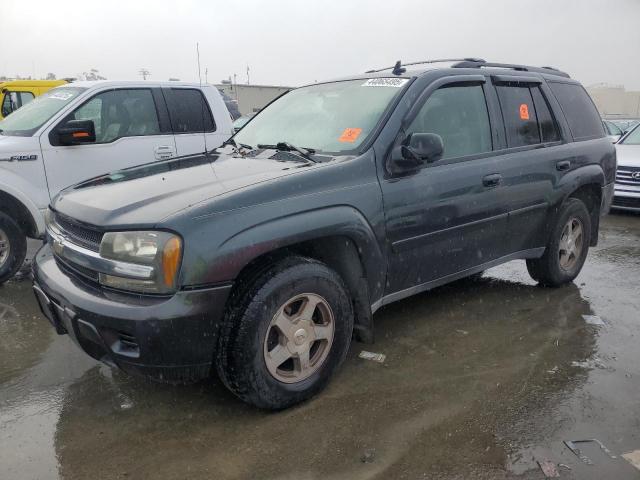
32, 59, 616, 409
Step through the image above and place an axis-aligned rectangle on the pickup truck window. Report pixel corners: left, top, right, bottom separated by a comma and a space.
164, 88, 215, 134
407, 85, 492, 160
233, 79, 407, 154
1, 91, 35, 117
64, 89, 161, 143
0, 87, 86, 136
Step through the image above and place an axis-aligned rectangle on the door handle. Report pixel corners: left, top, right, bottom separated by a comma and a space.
556, 160, 571, 171
482, 173, 502, 188
154, 145, 175, 160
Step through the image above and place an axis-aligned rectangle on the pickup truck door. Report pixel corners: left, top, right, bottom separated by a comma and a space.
162, 87, 229, 156
40, 87, 177, 197
380, 78, 509, 295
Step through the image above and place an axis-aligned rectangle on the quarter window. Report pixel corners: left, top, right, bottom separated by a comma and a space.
164, 89, 215, 134
407, 85, 492, 160
64, 89, 160, 144
548, 82, 604, 141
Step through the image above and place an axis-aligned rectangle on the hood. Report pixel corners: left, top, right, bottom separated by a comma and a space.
52, 151, 312, 227
615, 144, 640, 168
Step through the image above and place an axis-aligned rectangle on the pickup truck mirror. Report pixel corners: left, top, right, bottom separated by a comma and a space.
391, 133, 444, 171
57, 120, 96, 146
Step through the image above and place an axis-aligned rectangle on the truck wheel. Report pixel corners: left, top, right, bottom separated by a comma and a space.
526, 198, 591, 287
216, 256, 354, 409
0, 212, 27, 285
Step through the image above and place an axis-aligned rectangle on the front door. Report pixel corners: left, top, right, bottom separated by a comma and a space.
40, 87, 177, 197
381, 80, 508, 295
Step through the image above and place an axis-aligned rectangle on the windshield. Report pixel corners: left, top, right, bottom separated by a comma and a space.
233, 78, 409, 154
0, 87, 86, 136
620, 124, 640, 145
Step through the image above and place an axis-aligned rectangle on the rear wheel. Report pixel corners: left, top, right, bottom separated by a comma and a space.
526, 198, 591, 287
0, 212, 27, 285
216, 256, 354, 409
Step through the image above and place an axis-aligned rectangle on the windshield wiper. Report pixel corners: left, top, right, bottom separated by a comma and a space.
257, 142, 318, 163
221, 138, 253, 150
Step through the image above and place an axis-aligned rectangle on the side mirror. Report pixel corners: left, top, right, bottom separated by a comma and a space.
391, 133, 444, 171
57, 120, 96, 146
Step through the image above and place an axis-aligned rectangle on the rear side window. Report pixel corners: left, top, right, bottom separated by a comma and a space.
496, 86, 541, 147
530, 87, 561, 142
548, 82, 604, 141
165, 89, 215, 134
407, 84, 492, 160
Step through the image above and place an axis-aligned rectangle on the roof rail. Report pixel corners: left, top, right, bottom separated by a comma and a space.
365, 58, 487, 75
452, 59, 570, 78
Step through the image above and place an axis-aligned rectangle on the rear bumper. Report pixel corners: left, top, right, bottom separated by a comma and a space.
32, 244, 232, 383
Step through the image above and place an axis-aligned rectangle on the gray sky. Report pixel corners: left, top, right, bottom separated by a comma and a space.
5, 0, 640, 89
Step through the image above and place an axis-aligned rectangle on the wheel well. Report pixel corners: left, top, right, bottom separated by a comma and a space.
229, 235, 375, 343
0, 191, 37, 238
568, 183, 601, 246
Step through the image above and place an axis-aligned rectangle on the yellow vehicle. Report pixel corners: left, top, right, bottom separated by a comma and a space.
0, 80, 68, 120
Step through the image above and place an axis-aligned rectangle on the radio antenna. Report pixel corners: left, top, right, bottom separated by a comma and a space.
196, 42, 209, 156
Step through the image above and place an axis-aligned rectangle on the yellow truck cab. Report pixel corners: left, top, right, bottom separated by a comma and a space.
0, 80, 67, 119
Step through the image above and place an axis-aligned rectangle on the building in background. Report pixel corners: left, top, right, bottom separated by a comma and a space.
586, 84, 640, 118
215, 83, 291, 116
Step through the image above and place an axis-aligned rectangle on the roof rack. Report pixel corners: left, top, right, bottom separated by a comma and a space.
365, 58, 487, 75
452, 59, 570, 78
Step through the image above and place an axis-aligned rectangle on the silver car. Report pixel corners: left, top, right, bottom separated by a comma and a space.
613, 124, 640, 211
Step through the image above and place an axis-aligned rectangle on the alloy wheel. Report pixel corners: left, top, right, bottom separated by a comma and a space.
558, 217, 584, 271
263, 293, 335, 384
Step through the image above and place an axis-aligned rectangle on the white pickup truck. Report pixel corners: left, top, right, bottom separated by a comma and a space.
0, 80, 233, 283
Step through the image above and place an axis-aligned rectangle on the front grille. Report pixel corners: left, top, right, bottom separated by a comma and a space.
55, 256, 100, 282
615, 166, 640, 187
54, 213, 103, 252
612, 196, 640, 209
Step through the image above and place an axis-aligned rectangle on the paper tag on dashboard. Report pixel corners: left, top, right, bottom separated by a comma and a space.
362, 78, 409, 88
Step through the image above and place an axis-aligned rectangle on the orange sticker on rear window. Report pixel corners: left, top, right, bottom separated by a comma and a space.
519, 104, 530, 120
339, 128, 362, 143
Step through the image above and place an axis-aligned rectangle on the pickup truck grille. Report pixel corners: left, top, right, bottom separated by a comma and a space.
615, 166, 640, 187
54, 213, 104, 252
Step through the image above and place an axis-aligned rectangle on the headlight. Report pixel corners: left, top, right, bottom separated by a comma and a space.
99, 231, 182, 294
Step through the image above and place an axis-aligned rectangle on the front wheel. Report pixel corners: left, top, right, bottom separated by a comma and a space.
0, 212, 27, 285
526, 198, 591, 287
216, 256, 354, 409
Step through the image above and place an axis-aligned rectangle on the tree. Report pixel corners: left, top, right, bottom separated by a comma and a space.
45, 72, 56, 80
78, 69, 106, 81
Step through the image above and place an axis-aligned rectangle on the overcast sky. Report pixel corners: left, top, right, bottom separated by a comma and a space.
4, 0, 640, 89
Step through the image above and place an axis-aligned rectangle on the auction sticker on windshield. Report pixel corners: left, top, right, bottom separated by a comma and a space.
339, 128, 362, 142
362, 78, 409, 88
49, 91, 74, 100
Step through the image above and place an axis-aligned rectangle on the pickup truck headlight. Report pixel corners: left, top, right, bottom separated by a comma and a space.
98, 231, 182, 294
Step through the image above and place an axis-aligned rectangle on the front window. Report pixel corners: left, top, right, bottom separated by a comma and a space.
0, 87, 86, 136
620, 124, 640, 145
233, 78, 409, 154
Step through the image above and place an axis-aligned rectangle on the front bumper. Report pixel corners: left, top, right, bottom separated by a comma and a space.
32, 244, 232, 383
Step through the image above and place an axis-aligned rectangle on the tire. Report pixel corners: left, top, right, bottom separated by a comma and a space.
216, 256, 354, 409
0, 212, 27, 285
526, 198, 591, 287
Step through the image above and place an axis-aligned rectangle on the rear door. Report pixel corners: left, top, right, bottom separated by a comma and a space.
40, 87, 177, 197
489, 77, 567, 252
381, 77, 509, 294
162, 87, 227, 155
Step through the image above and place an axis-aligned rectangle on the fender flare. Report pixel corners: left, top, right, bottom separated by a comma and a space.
556, 164, 605, 204
212, 205, 386, 302
0, 176, 45, 238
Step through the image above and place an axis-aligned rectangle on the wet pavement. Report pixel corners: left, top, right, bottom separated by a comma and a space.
1, 214, 639, 479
